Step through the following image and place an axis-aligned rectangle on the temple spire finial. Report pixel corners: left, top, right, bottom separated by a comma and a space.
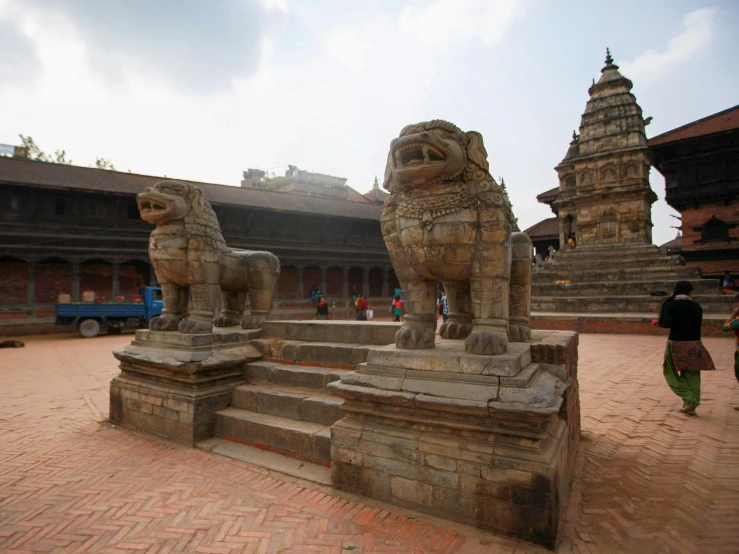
605, 47, 613, 66
373, 176, 379, 190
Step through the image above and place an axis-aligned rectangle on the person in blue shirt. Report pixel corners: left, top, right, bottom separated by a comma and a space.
440, 293, 449, 323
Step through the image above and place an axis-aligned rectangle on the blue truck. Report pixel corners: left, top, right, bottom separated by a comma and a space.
55, 287, 164, 338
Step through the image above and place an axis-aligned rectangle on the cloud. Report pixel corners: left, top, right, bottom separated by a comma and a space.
327, 31, 370, 73
619, 8, 718, 84
0, 16, 42, 85
399, 0, 528, 45
6, 0, 288, 94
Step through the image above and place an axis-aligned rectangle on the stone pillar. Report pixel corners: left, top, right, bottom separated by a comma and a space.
112, 262, 120, 298
362, 267, 369, 298
319, 266, 328, 298
27, 261, 36, 306
381, 267, 389, 298
341, 267, 349, 299
72, 262, 80, 302
296, 266, 304, 299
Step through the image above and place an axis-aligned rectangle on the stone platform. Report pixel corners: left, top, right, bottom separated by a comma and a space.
328, 330, 580, 549
110, 327, 262, 445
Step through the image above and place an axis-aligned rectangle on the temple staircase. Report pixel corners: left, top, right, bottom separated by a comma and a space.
532, 245, 734, 330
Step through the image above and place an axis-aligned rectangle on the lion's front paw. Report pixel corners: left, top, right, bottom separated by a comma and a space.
465, 327, 508, 356
149, 315, 181, 331
178, 318, 213, 334
439, 320, 473, 340
508, 324, 531, 343
241, 314, 267, 329
395, 325, 435, 349
214, 315, 241, 328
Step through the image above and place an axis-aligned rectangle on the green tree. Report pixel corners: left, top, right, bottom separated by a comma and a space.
14, 135, 73, 164
93, 157, 116, 170
15, 134, 48, 161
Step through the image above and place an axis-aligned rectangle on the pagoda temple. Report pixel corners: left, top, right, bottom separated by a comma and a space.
528, 50, 734, 334
553, 49, 656, 249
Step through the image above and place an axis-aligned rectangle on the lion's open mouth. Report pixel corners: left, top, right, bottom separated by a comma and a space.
137, 199, 168, 214
394, 143, 446, 170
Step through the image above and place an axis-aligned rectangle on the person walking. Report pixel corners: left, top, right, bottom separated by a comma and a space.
391, 295, 403, 322
657, 280, 715, 416
440, 292, 449, 323
721, 293, 739, 410
315, 295, 329, 320
356, 294, 368, 321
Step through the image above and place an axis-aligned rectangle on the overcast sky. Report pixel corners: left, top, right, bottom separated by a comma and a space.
1, 0, 737, 246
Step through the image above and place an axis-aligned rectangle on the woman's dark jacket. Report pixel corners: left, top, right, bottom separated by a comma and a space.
316, 303, 329, 316
658, 298, 703, 341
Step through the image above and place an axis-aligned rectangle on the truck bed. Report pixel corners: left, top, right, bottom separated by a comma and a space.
55, 302, 148, 319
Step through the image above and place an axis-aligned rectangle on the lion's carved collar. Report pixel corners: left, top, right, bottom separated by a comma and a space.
391, 180, 509, 230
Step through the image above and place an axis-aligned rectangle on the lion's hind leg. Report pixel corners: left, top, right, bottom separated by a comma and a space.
508, 232, 532, 342
215, 289, 246, 328
241, 251, 280, 330
439, 281, 473, 340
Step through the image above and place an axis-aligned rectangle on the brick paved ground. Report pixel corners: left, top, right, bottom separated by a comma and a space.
1, 332, 738, 553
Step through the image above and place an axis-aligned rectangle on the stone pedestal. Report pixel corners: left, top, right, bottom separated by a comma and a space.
110, 328, 263, 446
328, 330, 580, 549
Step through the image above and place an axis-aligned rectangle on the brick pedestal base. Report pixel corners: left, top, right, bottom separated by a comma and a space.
110, 328, 262, 446
328, 331, 580, 549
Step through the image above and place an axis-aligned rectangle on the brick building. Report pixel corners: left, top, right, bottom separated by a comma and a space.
649, 104, 739, 278
0, 157, 397, 329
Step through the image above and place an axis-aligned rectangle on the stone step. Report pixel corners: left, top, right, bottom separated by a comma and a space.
251, 340, 371, 366
197, 438, 331, 485
243, 360, 351, 390
532, 294, 736, 314
532, 279, 721, 297
232, 383, 344, 426
214, 407, 332, 463
543, 257, 680, 270
262, 320, 399, 345
552, 245, 662, 258
532, 266, 701, 283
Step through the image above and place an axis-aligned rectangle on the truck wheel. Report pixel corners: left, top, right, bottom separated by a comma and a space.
79, 319, 101, 338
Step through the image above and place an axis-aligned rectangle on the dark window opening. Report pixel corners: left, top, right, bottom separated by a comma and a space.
127, 205, 140, 219
55, 198, 66, 215
701, 217, 729, 243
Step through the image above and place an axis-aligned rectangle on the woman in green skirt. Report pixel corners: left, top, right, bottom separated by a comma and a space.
658, 280, 715, 415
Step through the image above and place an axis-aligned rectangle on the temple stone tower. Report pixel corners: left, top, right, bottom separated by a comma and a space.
554, 49, 656, 249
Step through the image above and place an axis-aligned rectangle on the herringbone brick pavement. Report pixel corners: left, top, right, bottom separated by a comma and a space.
1, 332, 737, 553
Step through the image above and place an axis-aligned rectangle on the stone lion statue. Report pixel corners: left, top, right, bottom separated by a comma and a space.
381, 120, 532, 355
137, 180, 280, 334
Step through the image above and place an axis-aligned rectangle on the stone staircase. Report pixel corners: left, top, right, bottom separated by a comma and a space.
214, 360, 347, 467
197, 320, 401, 484
532, 245, 734, 316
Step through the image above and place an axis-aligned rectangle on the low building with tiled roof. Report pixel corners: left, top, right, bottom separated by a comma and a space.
523, 217, 559, 257
0, 156, 398, 332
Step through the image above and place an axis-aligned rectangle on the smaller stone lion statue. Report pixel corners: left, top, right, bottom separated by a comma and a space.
137, 180, 280, 334
381, 120, 532, 355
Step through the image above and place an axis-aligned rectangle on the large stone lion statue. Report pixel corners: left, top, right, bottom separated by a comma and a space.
381, 120, 532, 355
137, 180, 280, 334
